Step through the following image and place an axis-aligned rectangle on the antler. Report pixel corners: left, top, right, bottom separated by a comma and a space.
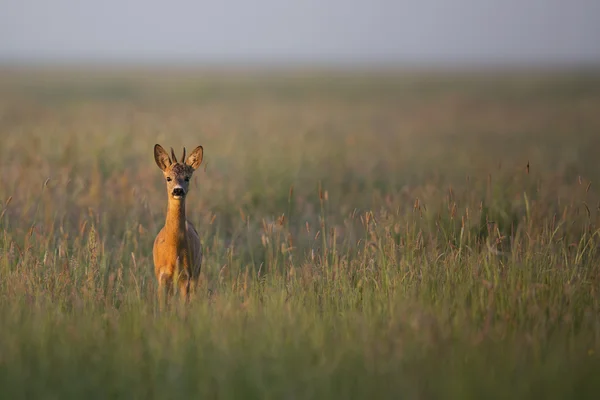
181, 147, 186, 164
170, 147, 178, 163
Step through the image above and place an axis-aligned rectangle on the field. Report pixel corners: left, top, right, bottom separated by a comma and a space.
1, 66, 600, 399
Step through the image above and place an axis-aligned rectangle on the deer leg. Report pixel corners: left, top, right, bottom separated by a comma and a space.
178, 276, 191, 304
189, 276, 199, 296
157, 271, 173, 310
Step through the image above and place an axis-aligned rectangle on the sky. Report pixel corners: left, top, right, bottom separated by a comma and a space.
1, 0, 599, 66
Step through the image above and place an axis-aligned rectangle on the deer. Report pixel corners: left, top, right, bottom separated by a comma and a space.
152, 143, 204, 306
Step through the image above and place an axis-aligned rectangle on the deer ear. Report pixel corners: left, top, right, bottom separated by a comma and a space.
154, 144, 172, 171
185, 145, 203, 170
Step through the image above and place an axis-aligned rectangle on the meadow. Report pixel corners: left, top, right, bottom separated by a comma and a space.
1, 66, 600, 399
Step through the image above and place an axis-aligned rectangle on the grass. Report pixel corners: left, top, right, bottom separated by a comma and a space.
1, 66, 600, 399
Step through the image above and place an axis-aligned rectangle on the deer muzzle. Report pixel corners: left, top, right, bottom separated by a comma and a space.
172, 186, 186, 198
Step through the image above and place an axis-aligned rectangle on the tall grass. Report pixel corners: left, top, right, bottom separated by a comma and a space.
1, 68, 600, 399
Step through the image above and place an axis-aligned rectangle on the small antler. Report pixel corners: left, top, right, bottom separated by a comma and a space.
181, 147, 186, 164
170, 147, 178, 163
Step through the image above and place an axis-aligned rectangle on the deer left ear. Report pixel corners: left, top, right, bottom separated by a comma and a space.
154, 144, 172, 171
185, 146, 204, 170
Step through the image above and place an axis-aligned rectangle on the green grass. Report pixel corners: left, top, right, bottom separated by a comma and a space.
1, 67, 600, 399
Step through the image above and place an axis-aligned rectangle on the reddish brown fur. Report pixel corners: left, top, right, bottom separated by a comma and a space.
152, 144, 204, 305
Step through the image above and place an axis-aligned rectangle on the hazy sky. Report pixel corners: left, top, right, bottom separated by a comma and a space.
1, 0, 599, 65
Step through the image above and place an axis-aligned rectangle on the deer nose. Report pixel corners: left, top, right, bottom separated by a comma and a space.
172, 187, 185, 197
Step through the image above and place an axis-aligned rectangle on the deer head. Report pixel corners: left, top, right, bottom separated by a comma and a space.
154, 144, 203, 201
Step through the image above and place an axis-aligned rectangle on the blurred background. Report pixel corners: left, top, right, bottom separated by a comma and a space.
1, 0, 599, 67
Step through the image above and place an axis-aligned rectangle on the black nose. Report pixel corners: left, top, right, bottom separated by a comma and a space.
172, 188, 185, 197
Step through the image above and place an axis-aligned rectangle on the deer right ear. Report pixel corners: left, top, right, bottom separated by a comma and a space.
185, 145, 204, 170
154, 144, 172, 171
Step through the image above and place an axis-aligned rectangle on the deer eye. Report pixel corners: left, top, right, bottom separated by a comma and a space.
166, 177, 172, 182
184, 177, 190, 182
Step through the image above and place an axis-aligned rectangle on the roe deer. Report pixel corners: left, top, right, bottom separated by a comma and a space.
153, 144, 204, 305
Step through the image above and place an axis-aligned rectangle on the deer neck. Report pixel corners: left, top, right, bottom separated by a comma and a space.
165, 199, 187, 245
